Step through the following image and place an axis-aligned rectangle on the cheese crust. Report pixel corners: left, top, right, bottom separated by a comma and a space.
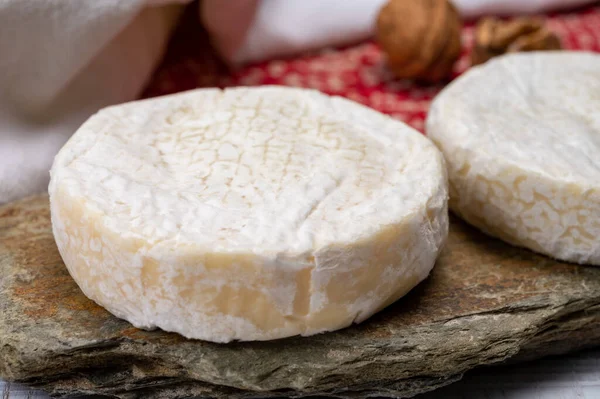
427, 51, 600, 265
50, 86, 448, 342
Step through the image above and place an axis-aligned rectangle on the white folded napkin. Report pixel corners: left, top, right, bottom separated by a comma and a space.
202, 0, 596, 65
0, 0, 187, 204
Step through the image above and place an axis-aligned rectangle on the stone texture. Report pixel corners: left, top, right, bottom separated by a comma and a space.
1, 195, 600, 399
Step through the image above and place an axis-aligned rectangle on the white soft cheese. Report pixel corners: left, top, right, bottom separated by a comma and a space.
49, 86, 448, 342
427, 51, 600, 265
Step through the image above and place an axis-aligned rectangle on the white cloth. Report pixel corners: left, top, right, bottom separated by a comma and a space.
202, 0, 596, 65
0, 0, 187, 204
1, 0, 596, 204
456, 0, 597, 17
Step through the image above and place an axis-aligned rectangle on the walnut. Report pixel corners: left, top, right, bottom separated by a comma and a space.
472, 17, 562, 66
376, 0, 462, 83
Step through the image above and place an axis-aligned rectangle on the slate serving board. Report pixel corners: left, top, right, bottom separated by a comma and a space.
1, 195, 600, 398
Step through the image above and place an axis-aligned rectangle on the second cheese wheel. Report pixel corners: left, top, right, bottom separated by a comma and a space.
427, 51, 600, 265
49, 86, 448, 342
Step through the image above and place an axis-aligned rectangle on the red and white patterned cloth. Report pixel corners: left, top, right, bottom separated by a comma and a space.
144, 3, 600, 134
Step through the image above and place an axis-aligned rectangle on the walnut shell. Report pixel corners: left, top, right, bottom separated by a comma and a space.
472, 17, 562, 66
376, 0, 462, 83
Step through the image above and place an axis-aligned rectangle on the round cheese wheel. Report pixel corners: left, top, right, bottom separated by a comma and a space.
49, 86, 448, 342
427, 51, 600, 265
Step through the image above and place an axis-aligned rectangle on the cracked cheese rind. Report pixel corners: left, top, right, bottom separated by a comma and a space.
427, 51, 600, 265
49, 86, 448, 342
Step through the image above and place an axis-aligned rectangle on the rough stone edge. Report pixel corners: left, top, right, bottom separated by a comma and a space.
8, 297, 600, 399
